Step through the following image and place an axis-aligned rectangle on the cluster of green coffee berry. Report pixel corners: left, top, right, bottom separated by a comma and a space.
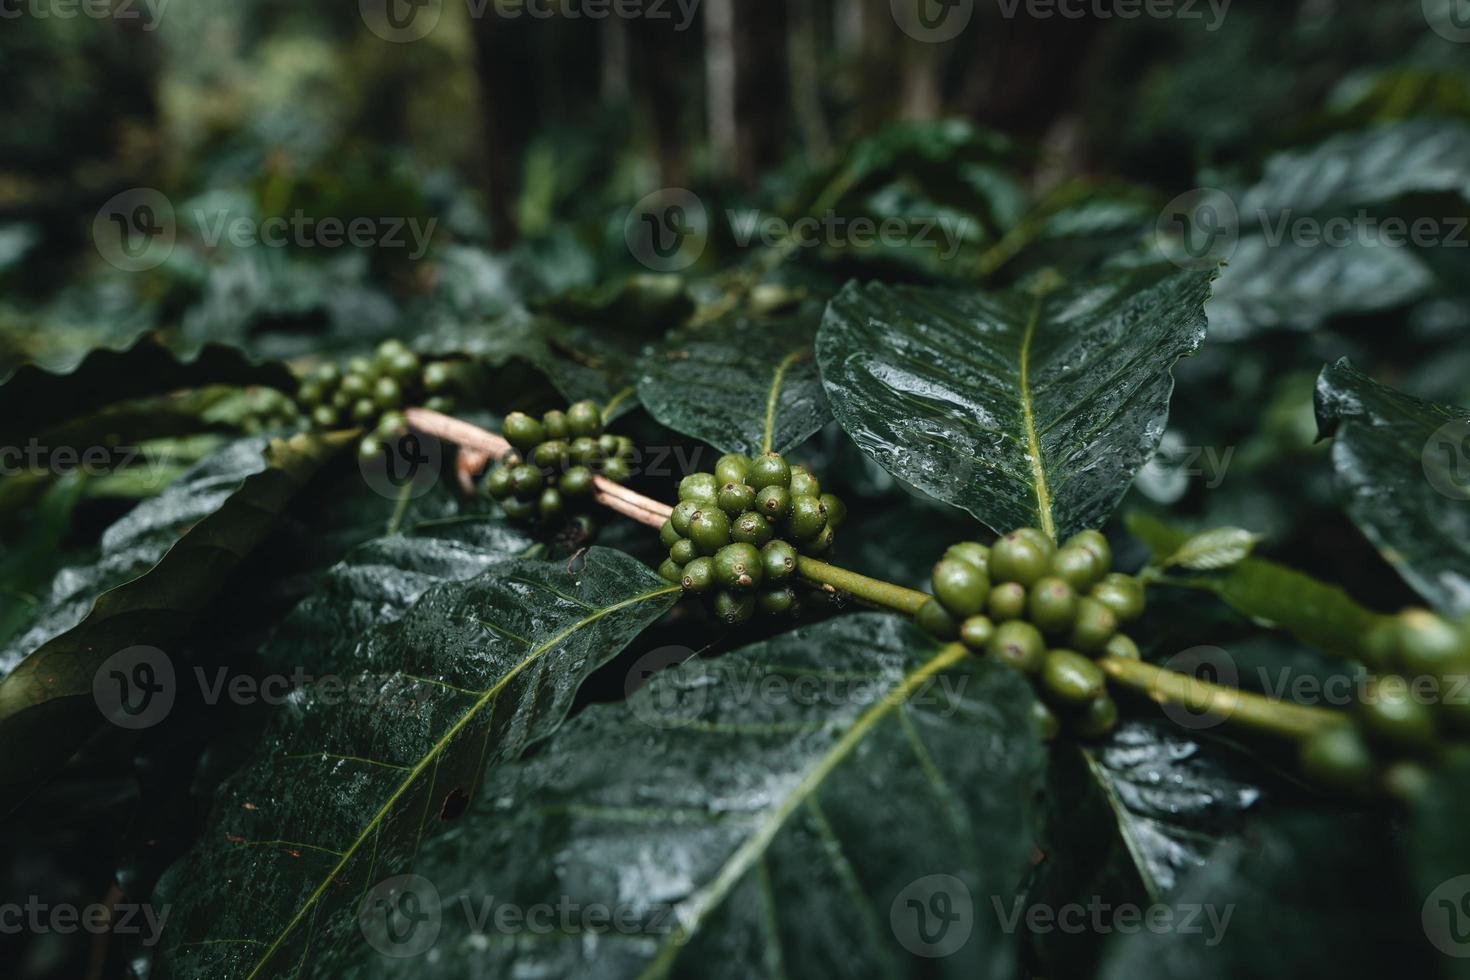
238, 388, 302, 435
295, 339, 459, 460
1300, 608, 1470, 797
916, 528, 1145, 740
483, 401, 634, 526
657, 452, 848, 626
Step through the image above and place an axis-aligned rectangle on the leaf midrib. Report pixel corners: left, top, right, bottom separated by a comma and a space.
762, 348, 811, 454
636, 641, 970, 979
244, 582, 680, 978
1016, 293, 1056, 541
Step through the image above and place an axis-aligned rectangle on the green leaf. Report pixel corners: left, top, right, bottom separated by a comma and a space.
1162, 527, 1261, 570
638, 313, 830, 457
818, 265, 1212, 540
0, 432, 351, 800
0, 338, 295, 449
1315, 358, 1470, 618
1127, 513, 1386, 656
292, 614, 1044, 978
1028, 721, 1268, 976
151, 547, 679, 979
1098, 812, 1433, 980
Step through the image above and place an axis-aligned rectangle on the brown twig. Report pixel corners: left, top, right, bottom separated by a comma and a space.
406, 407, 672, 528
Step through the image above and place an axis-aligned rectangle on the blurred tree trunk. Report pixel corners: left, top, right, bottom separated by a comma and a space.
788, 0, 832, 165
629, 5, 697, 187
470, 13, 540, 248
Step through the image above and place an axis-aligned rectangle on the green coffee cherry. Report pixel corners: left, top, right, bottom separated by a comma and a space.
1051, 545, 1105, 591
1103, 633, 1141, 660
715, 453, 750, 485
788, 465, 820, 498
567, 400, 603, 438
422, 361, 452, 393
538, 488, 564, 522
507, 464, 543, 496
787, 495, 827, 541
1031, 700, 1061, 741
659, 558, 684, 583
424, 396, 455, 414
357, 436, 382, 464
1069, 598, 1119, 655
1028, 577, 1078, 635
681, 557, 715, 594
988, 621, 1046, 674
313, 362, 341, 387
504, 412, 545, 451
1073, 694, 1119, 739
597, 434, 620, 458
806, 524, 836, 554
372, 377, 402, 410
1064, 529, 1111, 569
988, 582, 1028, 622
990, 532, 1050, 586
917, 598, 960, 640
1397, 609, 1470, 675
670, 538, 698, 565
761, 540, 798, 583
312, 405, 338, 429
501, 496, 536, 521
485, 466, 513, 499
534, 440, 568, 470
747, 452, 791, 490
714, 590, 756, 625
1091, 574, 1145, 622
560, 466, 594, 497
732, 512, 773, 547
714, 543, 763, 591
1041, 650, 1106, 704
1356, 676, 1437, 750
756, 486, 791, 521
688, 509, 733, 555
570, 437, 602, 466
757, 587, 797, 617
376, 412, 406, 438
932, 559, 990, 618
1299, 724, 1377, 793
944, 542, 989, 575
718, 482, 756, 516
538, 408, 564, 437
960, 615, 995, 651
820, 493, 847, 529
679, 473, 720, 506
1014, 527, 1055, 556
659, 519, 682, 549
601, 457, 632, 482
671, 500, 701, 536
341, 373, 370, 399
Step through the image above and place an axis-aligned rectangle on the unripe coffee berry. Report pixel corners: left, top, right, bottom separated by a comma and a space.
932, 559, 989, 618
747, 452, 791, 490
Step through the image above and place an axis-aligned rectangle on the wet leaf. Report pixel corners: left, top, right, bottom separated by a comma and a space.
150, 547, 679, 979
639, 313, 830, 457
819, 265, 1212, 539
1315, 358, 1470, 617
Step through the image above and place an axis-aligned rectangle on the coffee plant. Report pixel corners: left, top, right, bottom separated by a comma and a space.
5, 4, 1470, 979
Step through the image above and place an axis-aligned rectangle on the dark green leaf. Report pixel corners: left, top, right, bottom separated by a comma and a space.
819, 266, 1212, 539
150, 548, 679, 979
0, 432, 351, 800
298, 613, 1044, 979
1126, 513, 1386, 656
1098, 812, 1432, 980
1028, 721, 1268, 976
0, 338, 295, 449
1410, 756, 1470, 980
1316, 358, 1470, 617
638, 313, 830, 457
